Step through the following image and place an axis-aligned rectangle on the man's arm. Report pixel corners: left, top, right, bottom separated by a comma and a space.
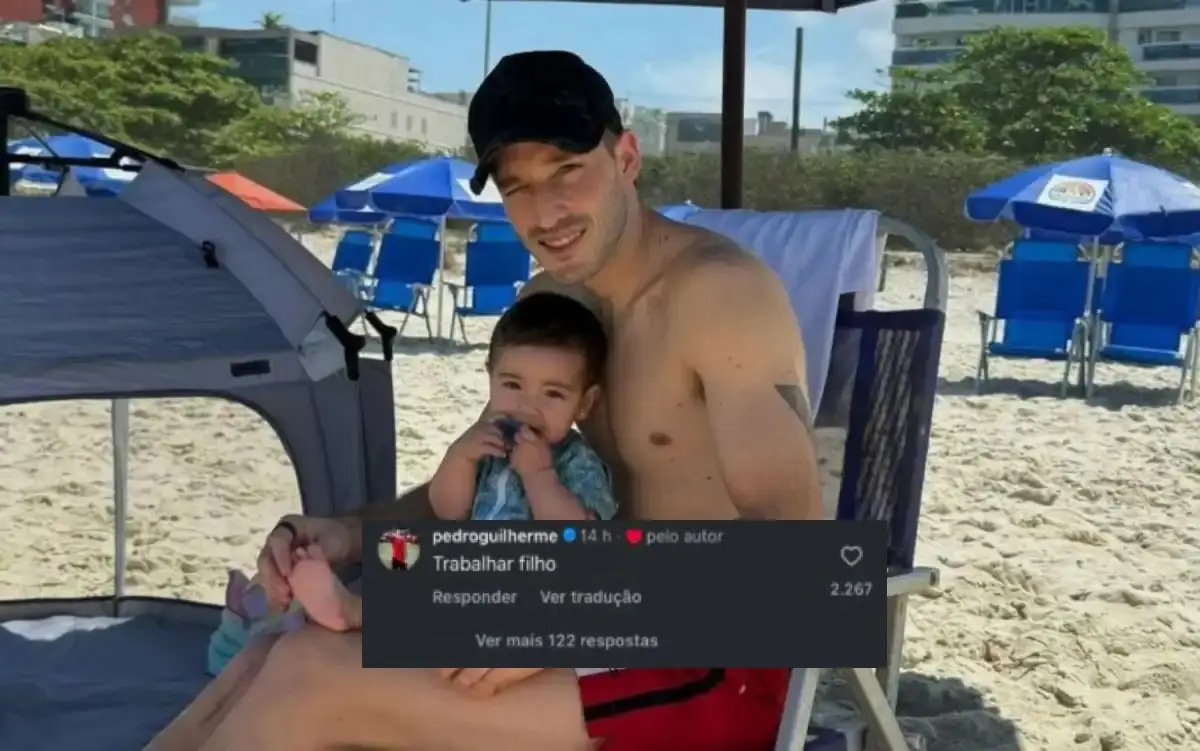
673, 250, 822, 521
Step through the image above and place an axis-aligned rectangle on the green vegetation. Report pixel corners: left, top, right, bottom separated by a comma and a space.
0, 31, 427, 205
835, 26, 1200, 171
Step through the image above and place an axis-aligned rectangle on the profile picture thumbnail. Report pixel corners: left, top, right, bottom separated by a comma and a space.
378, 528, 421, 571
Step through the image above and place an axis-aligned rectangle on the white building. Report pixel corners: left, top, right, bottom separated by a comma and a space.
616, 100, 667, 156
160, 27, 468, 151
662, 111, 835, 155
892, 0, 1200, 120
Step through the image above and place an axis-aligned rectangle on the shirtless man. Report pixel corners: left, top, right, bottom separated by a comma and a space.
147, 50, 822, 751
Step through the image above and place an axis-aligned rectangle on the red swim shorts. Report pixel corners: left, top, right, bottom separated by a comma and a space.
579, 668, 789, 751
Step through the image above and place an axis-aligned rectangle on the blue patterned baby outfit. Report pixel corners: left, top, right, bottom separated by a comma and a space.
471, 430, 616, 520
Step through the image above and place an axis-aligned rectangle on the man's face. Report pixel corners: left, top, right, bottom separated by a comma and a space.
493, 132, 640, 285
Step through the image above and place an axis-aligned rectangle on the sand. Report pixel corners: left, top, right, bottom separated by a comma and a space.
2, 235, 1199, 751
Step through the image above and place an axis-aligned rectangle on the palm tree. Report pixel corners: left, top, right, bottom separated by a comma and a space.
259, 11, 286, 29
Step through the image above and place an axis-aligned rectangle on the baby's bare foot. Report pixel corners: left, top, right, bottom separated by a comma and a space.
288, 555, 354, 632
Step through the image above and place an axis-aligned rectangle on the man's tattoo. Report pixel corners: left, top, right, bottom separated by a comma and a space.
775, 385, 815, 435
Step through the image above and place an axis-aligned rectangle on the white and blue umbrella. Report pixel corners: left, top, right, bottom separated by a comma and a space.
8, 134, 139, 196
333, 156, 507, 221
308, 194, 387, 225
965, 151, 1200, 240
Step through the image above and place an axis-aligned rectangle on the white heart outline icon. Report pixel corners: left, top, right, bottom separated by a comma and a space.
839, 545, 863, 567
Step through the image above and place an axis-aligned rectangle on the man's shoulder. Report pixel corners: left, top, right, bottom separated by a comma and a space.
664, 226, 787, 313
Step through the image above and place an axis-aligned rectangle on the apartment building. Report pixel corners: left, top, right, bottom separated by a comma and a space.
662, 110, 835, 155
616, 100, 668, 156
0, 0, 198, 36
892, 0, 1200, 120
163, 27, 468, 151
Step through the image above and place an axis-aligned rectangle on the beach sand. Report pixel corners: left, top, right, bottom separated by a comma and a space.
2, 235, 1199, 750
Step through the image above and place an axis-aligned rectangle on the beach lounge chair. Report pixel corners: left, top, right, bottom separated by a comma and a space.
444, 221, 531, 344
776, 299, 945, 751
976, 239, 1094, 397
330, 229, 375, 298
1085, 242, 1200, 403
685, 210, 946, 751
366, 217, 440, 341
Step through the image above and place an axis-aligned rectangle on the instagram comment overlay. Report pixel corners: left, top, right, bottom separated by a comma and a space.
362, 521, 885, 668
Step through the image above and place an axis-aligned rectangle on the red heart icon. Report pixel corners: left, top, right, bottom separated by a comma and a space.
625, 529, 643, 545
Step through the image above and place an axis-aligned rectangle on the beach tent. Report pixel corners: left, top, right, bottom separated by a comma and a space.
0, 159, 400, 748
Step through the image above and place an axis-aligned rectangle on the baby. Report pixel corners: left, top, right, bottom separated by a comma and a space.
429, 291, 615, 522
207, 293, 614, 672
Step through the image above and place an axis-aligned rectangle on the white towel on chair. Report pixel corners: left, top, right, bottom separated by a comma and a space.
684, 209, 882, 412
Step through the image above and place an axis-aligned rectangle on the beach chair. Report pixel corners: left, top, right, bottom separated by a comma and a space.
444, 221, 531, 344
366, 217, 440, 341
777, 299, 946, 751
1085, 242, 1200, 403
330, 229, 375, 299
975, 240, 1094, 397
678, 210, 945, 751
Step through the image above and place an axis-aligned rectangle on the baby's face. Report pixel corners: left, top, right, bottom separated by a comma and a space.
487, 345, 598, 445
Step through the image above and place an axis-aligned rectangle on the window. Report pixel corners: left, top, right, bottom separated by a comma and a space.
406, 115, 413, 132
1155, 29, 1182, 42
1144, 87, 1200, 104
218, 38, 288, 57
390, 112, 398, 129
1149, 72, 1179, 87
421, 118, 427, 135
293, 39, 319, 66
892, 48, 962, 66
675, 117, 721, 144
1143, 42, 1200, 60
178, 35, 207, 53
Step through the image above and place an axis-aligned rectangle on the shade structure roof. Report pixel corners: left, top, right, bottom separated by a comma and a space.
206, 171, 305, 214
481, 0, 881, 207
490, 0, 869, 6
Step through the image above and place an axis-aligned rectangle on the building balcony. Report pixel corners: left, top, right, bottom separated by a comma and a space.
1144, 86, 1200, 103
1116, 0, 1195, 11
892, 47, 962, 65
894, 0, 1109, 20
1143, 42, 1200, 60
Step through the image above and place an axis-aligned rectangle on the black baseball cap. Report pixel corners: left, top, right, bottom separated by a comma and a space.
469, 51, 624, 194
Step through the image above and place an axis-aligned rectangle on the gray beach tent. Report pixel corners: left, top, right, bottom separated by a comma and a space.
0, 160, 400, 749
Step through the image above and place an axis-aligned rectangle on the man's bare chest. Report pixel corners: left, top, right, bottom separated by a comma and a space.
602, 316, 708, 467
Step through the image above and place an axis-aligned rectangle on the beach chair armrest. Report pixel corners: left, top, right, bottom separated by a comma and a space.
887, 566, 939, 597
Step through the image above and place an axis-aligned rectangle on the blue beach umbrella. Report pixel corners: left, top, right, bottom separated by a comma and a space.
334, 156, 507, 221
307, 194, 387, 225
965, 152, 1200, 240
8, 134, 138, 196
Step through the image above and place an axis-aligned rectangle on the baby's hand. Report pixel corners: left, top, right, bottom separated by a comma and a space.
509, 426, 553, 479
447, 420, 509, 464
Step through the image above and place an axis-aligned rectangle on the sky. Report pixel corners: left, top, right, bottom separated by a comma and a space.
195, 0, 896, 128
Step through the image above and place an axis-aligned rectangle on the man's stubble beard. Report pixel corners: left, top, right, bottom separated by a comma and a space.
577, 187, 630, 285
